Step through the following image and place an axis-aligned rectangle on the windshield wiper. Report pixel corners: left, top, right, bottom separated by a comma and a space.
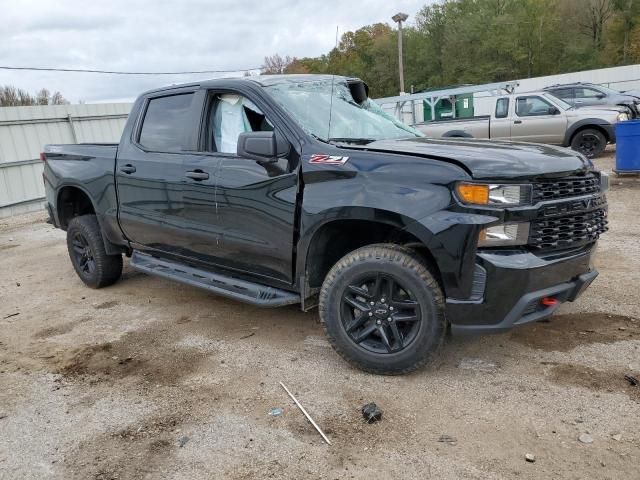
310, 133, 330, 144
328, 137, 376, 145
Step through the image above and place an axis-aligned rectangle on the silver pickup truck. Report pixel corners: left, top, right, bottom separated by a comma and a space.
416, 91, 629, 157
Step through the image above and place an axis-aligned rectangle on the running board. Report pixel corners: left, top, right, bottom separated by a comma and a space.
129, 251, 300, 307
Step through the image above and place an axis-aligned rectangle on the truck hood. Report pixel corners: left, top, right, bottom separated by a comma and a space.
361, 137, 592, 180
569, 104, 627, 115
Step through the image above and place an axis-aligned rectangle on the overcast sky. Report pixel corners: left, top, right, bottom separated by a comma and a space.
1, 0, 428, 103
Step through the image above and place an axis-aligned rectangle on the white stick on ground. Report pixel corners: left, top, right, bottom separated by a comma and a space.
280, 381, 332, 445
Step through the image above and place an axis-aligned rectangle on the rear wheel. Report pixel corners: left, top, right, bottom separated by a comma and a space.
66, 215, 122, 288
319, 244, 446, 375
570, 128, 606, 158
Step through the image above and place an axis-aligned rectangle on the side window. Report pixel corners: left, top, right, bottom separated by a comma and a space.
516, 96, 553, 117
138, 93, 194, 152
576, 87, 603, 99
207, 93, 274, 153
495, 98, 509, 118
551, 88, 573, 100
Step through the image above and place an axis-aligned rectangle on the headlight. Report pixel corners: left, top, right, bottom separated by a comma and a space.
478, 222, 530, 247
456, 182, 532, 206
618, 112, 630, 121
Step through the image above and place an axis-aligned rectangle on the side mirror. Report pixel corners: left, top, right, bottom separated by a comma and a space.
237, 131, 290, 162
596, 93, 606, 99
548, 106, 560, 115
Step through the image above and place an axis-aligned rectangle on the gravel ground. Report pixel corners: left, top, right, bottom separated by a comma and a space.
0, 152, 639, 479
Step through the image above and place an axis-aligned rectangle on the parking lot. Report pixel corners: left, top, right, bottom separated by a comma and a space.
0, 152, 638, 479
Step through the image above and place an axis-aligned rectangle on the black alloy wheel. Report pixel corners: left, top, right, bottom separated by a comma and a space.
66, 215, 123, 288
71, 232, 96, 275
319, 244, 446, 375
341, 273, 422, 354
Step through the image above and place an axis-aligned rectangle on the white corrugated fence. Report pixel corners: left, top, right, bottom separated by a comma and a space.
0, 103, 131, 218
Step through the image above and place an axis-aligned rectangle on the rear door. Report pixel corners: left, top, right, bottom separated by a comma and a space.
574, 87, 607, 107
510, 95, 567, 144
116, 90, 212, 254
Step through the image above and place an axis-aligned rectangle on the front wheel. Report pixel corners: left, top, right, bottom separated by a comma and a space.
319, 244, 446, 375
570, 128, 606, 158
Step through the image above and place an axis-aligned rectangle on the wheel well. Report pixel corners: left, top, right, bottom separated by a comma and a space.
570, 124, 609, 144
305, 220, 442, 290
57, 187, 95, 230
443, 130, 472, 138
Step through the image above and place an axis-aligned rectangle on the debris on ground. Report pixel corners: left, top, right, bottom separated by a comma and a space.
458, 358, 498, 373
578, 433, 594, 444
437, 435, 457, 445
525, 453, 536, 463
178, 436, 190, 447
612, 434, 622, 441
239, 332, 255, 339
268, 407, 284, 417
280, 382, 331, 445
2, 312, 19, 319
361, 403, 383, 424
624, 374, 639, 386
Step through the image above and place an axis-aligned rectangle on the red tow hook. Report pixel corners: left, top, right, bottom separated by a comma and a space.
541, 297, 559, 307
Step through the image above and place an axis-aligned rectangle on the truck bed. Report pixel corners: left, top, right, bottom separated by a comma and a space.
44, 143, 118, 160
414, 115, 490, 139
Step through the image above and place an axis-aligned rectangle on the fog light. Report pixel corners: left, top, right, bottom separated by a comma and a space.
478, 222, 530, 247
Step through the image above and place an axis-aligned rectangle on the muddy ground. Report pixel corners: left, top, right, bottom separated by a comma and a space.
0, 152, 639, 479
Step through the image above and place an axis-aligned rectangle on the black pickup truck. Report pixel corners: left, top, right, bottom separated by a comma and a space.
43, 74, 608, 374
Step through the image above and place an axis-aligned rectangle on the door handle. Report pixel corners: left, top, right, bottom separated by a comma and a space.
185, 170, 210, 181
514, 120, 522, 124
119, 164, 136, 174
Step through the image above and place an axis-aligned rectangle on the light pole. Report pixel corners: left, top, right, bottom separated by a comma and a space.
392, 12, 409, 94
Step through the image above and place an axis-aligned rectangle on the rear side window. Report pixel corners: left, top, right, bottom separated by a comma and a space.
138, 93, 194, 152
575, 87, 603, 99
495, 98, 509, 118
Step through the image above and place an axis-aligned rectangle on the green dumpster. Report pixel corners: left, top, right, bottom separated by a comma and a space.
423, 94, 474, 121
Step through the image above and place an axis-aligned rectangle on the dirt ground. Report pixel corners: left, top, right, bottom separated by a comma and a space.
1, 152, 639, 479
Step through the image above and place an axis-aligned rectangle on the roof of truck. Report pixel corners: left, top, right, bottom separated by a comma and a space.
141, 74, 357, 96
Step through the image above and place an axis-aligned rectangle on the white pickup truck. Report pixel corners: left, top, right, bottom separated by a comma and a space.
416, 91, 629, 157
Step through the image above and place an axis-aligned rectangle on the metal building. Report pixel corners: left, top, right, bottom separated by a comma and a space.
0, 103, 131, 218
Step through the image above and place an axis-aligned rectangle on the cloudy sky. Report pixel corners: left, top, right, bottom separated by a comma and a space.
1, 0, 428, 103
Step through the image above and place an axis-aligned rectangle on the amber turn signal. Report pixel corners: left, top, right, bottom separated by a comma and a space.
456, 183, 489, 205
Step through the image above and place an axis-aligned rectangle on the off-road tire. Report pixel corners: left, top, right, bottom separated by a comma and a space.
319, 244, 446, 375
66, 215, 122, 289
570, 128, 606, 158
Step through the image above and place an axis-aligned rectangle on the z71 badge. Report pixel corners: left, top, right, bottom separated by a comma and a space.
309, 154, 349, 165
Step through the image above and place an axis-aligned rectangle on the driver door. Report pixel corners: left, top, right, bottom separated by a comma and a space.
181, 90, 299, 284
510, 95, 567, 144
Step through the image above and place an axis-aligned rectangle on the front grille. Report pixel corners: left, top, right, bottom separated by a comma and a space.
529, 208, 608, 251
532, 173, 599, 202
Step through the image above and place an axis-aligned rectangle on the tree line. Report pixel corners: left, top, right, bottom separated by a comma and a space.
0, 85, 69, 107
262, 0, 640, 98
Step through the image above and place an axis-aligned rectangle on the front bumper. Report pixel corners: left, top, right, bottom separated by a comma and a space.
447, 246, 597, 335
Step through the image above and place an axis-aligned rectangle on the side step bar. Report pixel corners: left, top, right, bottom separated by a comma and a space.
129, 251, 300, 307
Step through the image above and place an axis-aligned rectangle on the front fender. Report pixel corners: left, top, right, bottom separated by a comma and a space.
564, 119, 615, 146
402, 211, 497, 298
